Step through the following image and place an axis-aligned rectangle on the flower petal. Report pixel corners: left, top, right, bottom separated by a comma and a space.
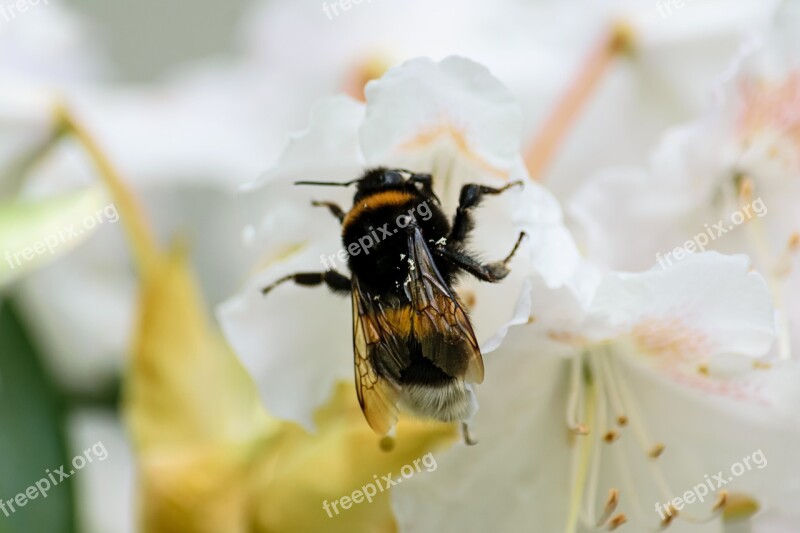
238, 95, 365, 252
360, 56, 521, 205
591, 252, 775, 360
218, 242, 352, 431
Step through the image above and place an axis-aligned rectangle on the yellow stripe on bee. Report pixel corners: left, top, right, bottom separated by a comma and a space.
342, 190, 416, 231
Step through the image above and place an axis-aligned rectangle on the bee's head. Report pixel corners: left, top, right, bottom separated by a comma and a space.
357, 167, 410, 191
294, 167, 439, 203
354, 168, 438, 203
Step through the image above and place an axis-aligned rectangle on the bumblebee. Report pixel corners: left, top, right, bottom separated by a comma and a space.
262, 168, 525, 444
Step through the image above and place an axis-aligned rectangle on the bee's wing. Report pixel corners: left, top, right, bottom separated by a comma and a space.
352, 279, 401, 434
405, 227, 485, 384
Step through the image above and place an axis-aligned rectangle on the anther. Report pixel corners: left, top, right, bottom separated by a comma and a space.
604, 430, 620, 444
596, 488, 620, 527
649, 443, 665, 459
722, 493, 760, 521
571, 423, 590, 436
461, 290, 477, 310
788, 232, 800, 251
607, 513, 627, 530
660, 505, 678, 528
712, 490, 728, 513
737, 175, 754, 201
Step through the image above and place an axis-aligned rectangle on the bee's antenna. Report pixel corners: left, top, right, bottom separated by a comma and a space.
294, 179, 359, 187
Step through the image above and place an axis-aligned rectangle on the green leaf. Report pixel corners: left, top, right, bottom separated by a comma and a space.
0, 301, 76, 533
0, 186, 111, 288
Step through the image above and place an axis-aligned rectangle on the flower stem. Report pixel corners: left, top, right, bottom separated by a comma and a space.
1, 123, 67, 197
56, 104, 159, 275
525, 22, 634, 181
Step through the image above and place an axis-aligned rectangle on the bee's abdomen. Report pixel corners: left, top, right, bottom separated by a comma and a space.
398, 355, 453, 386
394, 340, 477, 422
400, 379, 477, 422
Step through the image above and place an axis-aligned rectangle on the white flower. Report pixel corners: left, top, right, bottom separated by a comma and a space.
569, 1, 800, 357
0, 1, 104, 85
0, 2, 104, 193
63, 65, 295, 189
218, 56, 583, 430
239, 0, 779, 200
527, 0, 781, 199
394, 252, 800, 532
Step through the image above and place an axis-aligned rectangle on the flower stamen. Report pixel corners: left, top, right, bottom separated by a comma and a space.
726, 178, 792, 360
736, 174, 754, 202
524, 22, 634, 181
660, 505, 678, 528
565, 378, 596, 533
574, 354, 618, 532
721, 493, 760, 521
595, 488, 620, 527
648, 443, 666, 459
607, 513, 628, 530
711, 490, 729, 513
773, 232, 800, 279
567, 353, 590, 435
599, 352, 630, 428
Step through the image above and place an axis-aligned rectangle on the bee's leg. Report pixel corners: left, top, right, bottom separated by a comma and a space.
461, 422, 478, 446
261, 270, 351, 296
311, 201, 346, 223
435, 232, 526, 283
448, 181, 523, 245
